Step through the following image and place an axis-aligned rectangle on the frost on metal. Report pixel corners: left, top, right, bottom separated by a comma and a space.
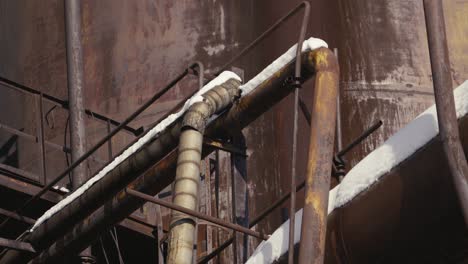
247, 80, 468, 264
239, 37, 328, 96
31, 71, 241, 232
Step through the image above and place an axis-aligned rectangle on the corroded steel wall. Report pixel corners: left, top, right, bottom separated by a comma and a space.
247, 0, 468, 248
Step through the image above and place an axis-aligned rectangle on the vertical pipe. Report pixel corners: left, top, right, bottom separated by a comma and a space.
168, 129, 203, 264
167, 79, 241, 263
65, 0, 87, 188
298, 48, 339, 264
64, 0, 93, 262
423, 0, 468, 225
334, 48, 342, 152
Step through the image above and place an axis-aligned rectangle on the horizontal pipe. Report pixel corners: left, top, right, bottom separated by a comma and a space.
25, 50, 320, 263
0, 208, 35, 225
127, 189, 268, 240
0, 76, 140, 136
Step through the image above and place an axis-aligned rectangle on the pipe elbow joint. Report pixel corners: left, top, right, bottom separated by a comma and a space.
182, 78, 241, 133
307, 47, 339, 75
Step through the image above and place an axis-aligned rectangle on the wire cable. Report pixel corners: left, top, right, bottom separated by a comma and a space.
110, 227, 124, 264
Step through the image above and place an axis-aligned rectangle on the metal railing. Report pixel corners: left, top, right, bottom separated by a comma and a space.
0, 62, 204, 230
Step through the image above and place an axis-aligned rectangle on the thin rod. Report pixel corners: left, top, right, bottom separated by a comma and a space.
289, 87, 299, 263
289, 2, 310, 262
38, 93, 47, 185
334, 48, 343, 152
230, 147, 238, 264
214, 1, 311, 77
126, 189, 269, 240
336, 120, 382, 158
0, 238, 35, 253
0, 76, 140, 136
106, 120, 113, 160
0, 208, 35, 225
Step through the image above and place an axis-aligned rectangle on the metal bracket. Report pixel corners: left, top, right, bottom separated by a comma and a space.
203, 137, 247, 157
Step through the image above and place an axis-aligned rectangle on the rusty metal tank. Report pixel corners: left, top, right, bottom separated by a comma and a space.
1, 0, 468, 262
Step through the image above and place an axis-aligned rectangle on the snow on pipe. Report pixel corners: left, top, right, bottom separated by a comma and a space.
167, 79, 241, 264
22, 38, 327, 264
30, 37, 327, 233
246, 80, 468, 264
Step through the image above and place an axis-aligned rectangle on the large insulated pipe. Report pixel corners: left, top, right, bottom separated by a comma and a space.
167, 79, 240, 263
24, 50, 324, 263
298, 48, 339, 263
64, 0, 94, 262
423, 0, 468, 225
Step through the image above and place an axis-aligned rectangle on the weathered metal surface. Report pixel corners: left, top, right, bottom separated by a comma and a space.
0, 0, 252, 227
1, 0, 468, 262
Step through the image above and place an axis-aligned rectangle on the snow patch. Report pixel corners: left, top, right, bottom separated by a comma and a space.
52, 186, 70, 193
239, 37, 328, 96
30, 71, 241, 232
247, 80, 468, 264
204, 44, 226, 56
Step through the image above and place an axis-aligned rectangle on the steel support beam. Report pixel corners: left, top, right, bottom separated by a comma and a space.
423, 0, 468, 225
64, 0, 93, 261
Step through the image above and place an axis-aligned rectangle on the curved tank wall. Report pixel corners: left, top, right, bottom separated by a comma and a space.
248, 0, 468, 255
